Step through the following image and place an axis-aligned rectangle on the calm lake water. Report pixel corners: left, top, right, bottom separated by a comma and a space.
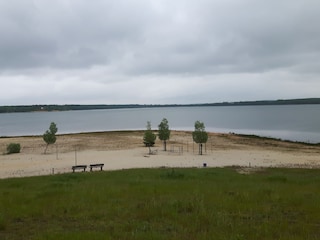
0, 105, 320, 143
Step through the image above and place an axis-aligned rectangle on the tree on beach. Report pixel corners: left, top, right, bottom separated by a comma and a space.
43, 122, 58, 154
158, 118, 170, 151
143, 121, 156, 154
192, 120, 208, 155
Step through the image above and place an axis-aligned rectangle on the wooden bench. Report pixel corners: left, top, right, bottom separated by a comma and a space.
72, 165, 87, 172
89, 163, 104, 172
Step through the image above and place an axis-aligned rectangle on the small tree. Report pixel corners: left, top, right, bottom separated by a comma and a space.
43, 122, 58, 154
158, 118, 170, 151
192, 120, 208, 155
143, 121, 156, 154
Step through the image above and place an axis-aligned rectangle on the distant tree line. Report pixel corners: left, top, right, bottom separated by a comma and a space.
0, 104, 144, 113
1, 98, 320, 113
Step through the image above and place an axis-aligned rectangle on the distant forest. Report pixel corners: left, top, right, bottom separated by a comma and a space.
0, 98, 320, 113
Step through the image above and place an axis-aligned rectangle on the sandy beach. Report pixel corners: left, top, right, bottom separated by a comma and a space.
1, 130, 320, 179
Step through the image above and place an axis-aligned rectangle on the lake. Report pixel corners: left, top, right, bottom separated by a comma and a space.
0, 105, 320, 143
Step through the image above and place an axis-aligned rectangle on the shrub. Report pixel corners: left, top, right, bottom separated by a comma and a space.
7, 143, 21, 154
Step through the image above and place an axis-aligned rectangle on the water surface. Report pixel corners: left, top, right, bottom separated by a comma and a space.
0, 105, 319, 143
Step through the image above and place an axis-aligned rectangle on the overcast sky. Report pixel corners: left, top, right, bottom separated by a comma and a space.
0, 0, 319, 105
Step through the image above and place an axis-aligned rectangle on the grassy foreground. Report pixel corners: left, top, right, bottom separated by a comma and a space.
0, 168, 320, 240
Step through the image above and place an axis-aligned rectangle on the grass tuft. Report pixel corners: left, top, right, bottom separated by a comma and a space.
0, 213, 6, 231
161, 168, 185, 179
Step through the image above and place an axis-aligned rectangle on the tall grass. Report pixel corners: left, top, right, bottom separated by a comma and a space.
0, 168, 320, 239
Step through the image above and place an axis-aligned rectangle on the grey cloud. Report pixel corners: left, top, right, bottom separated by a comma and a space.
0, 0, 320, 104
115, 0, 320, 76
1, 0, 320, 74
0, 0, 151, 70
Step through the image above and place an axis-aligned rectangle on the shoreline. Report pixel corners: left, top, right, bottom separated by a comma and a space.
1, 129, 319, 146
1, 98, 320, 114
1, 130, 320, 179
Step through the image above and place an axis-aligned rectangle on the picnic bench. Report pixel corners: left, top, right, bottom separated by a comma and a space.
89, 163, 104, 172
72, 165, 87, 172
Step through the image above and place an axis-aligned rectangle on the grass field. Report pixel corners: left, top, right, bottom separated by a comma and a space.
1, 167, 320, 239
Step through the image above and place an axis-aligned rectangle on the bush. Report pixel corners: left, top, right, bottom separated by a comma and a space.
7, 143, 21, 154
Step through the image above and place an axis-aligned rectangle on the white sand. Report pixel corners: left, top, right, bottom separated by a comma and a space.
1, 146, 319, 179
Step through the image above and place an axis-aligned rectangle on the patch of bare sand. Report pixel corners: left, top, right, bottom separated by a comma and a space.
0, 131, 320, 178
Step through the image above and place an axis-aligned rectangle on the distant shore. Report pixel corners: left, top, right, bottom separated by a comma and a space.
1, 98, 320, 113
1, 130, 320, 179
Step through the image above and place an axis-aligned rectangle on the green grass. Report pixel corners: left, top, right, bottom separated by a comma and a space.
1, 168, 320, 239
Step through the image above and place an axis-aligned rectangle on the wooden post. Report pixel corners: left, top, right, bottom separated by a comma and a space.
193, 141, 194, 154
56, 145, 58, 160
75, 147, 77, 165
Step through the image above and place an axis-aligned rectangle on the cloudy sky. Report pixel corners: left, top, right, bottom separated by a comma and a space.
0, 0, 319, 105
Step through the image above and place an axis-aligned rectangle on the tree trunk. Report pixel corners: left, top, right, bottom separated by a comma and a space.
148, 145, 152, 155
44, 144, 49, 154
200, 143, 203, 155
164, 140, 167, 151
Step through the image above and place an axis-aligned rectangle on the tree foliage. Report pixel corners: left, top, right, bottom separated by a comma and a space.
43, 122, 58, 154
158, 118, 170, 151
192, 121, 208, 155
143, 121, 156, 154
